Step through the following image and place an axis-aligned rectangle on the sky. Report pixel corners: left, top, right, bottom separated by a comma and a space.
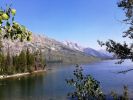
0, 0, 129, 50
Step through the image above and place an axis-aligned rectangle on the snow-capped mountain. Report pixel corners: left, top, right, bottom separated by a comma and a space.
62, 41, 112, 59
62, 41, 84, 52
1, 34, 100, 64
1, 33, 113, 65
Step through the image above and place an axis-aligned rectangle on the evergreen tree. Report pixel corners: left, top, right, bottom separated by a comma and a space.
0, 4, 32, 74
18, 50, 27, 72
5, 48, 12, 73
26, 48, 35, 72
34, 51, 39, 70
26, 48, 30, 66
39, 50, 45, 69
0, 52, 5, 74
12, 55, 18, 73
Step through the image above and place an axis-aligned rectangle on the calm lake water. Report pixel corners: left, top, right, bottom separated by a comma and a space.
0, 60, 133, 100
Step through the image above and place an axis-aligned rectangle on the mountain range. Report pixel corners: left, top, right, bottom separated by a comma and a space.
1, 34, 113, 64
62, 41, 112, 59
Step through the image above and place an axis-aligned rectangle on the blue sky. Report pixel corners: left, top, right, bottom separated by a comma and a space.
0, 0, 129, 49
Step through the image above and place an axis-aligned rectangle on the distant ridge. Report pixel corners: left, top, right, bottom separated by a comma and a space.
1, 34, 100, 64
62, 41, 112, 59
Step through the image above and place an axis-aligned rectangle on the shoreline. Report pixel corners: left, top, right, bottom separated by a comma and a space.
0, 69, 46, 80
0, 59, 108, 80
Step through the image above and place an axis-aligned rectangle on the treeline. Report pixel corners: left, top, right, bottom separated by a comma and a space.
0, 49, 46, 75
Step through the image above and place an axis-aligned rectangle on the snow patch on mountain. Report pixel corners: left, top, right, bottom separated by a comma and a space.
62, 41, 113, 59
62, 41, 84, 52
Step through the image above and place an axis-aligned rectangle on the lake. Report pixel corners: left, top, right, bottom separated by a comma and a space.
0, 60, 133, 100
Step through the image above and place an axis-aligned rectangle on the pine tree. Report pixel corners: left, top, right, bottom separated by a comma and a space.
34, 51, 39, 70
39, 50, 45, 69
5, 48, 12, 74
0, 52, 5, 74
0, 5, 32, 74
12, 55, 18, 73
18, 50, 27, 72
26, 48, 35, 72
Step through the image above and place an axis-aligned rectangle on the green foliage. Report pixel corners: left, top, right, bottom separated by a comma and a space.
111, 85, 129, 100
0, 4, 47, 75
0, 52, 5, 74
66, 65, 105, 100
5, 50, 12, 69
66, 65, 130, 100
97, 1, 132, 98
98, 0, 133, 63
0, 4, 33, 74
0, 48, 46, 75
17, 50, 27, 72
26, 49, 35, 68
0, 5, 32, 42
40, 50, 45, 68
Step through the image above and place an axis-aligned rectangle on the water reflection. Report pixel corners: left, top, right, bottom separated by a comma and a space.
0, 73, 45, 100
0, 60, 133, 99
